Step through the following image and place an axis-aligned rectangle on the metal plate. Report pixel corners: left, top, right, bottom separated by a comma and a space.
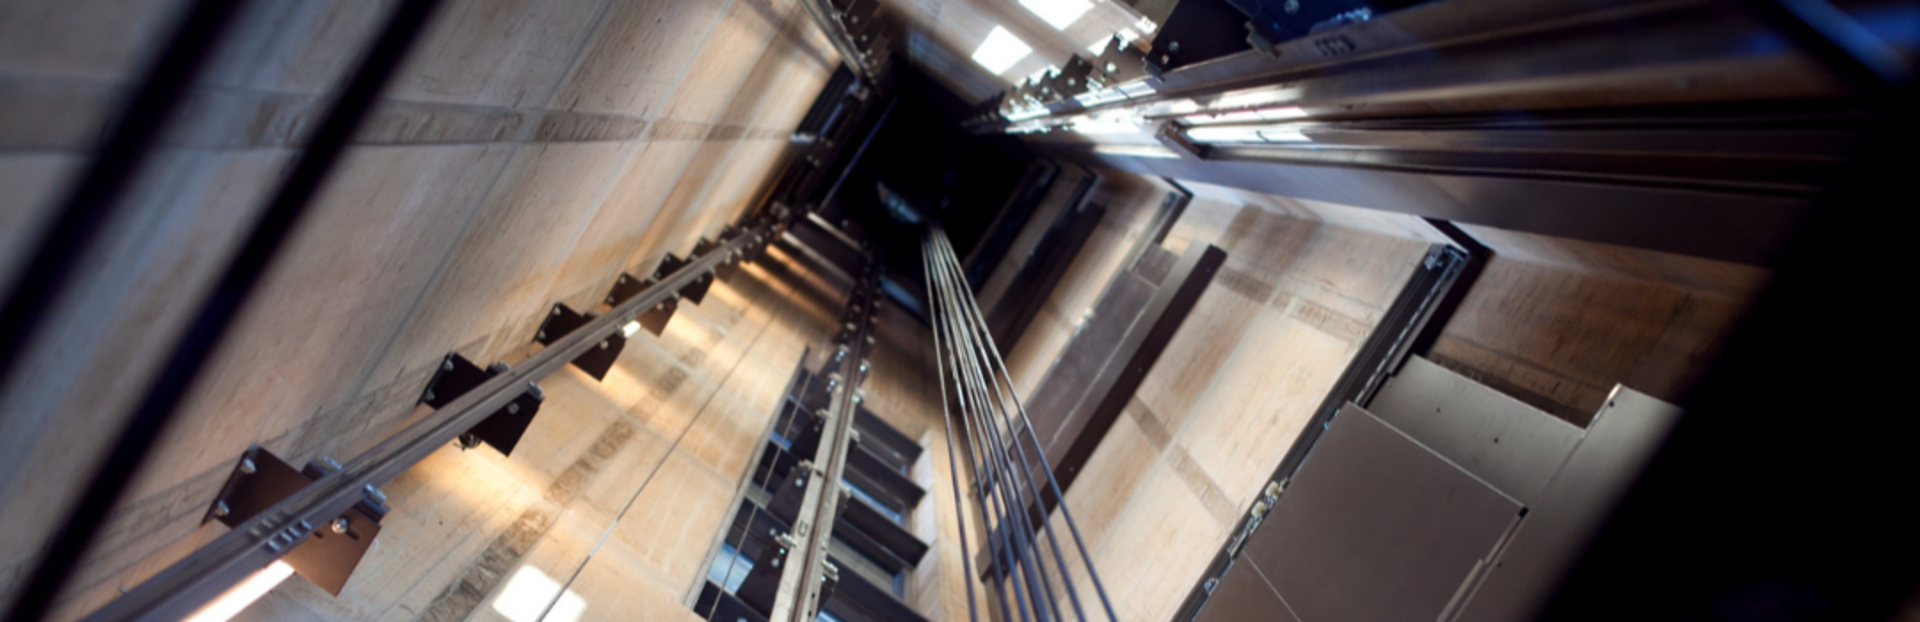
1194, 563, 1301, 622
1453, 387, 1681, 622
1368, 355, 1582, 505
1243, 403, 1523, 622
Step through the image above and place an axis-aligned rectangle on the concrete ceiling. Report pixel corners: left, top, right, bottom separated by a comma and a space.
875, 0, 1151, 103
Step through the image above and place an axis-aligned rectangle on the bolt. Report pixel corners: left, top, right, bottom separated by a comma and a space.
442, 359, 455, 372
213, 501, 230, 518
424, 389, 436, 402
537, 330, 546, 340
600, 340, 610, 350
1105, 62, 1117, 73
1169, 41, 1181, 53
331, 518, 350, 534
552, 307, 562, 316
239, 458, 256, 475
507, 402, 520, 415
364, 484, 388, 505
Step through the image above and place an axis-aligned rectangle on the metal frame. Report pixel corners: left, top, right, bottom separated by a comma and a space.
76, 217, 782, 622
769, 264, 884, 621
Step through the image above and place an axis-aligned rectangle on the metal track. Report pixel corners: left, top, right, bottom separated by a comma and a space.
78, 220, 781, 622
768, 261, 883, 621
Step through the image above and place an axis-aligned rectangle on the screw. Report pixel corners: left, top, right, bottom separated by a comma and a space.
331, 518, 350, 534
508, 402, 520, 415
364, 484, 387, 505
537, 330, 546, 340
424, 389, 435, 402
1169, 41, 1181, 53
213, 501, 230, 518
239, 458, 256, 475
552, 307, 562, 316
1106, 62, 1118, 72
600, 340, 610, 350
442, 359, 455, 372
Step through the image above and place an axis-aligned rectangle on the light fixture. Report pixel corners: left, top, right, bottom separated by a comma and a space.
183, 561, 295, 622
1092, 144, 1182, 159
971, 26, 1033, 75
1182, 106, 1309, 126
1186, 125, 1313, 144
1020, 0, 1094, 31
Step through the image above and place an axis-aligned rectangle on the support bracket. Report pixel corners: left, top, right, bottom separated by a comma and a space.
203, 447, 387, 595
534, 303, 625, 380
421, 354, 545, 456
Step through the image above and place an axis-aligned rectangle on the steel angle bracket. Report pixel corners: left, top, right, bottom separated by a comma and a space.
606, 272, 679, 336
694, 236, 742, 284
203, 447, 388, 595
420, 353, 545, 456
534, 303, 626, 380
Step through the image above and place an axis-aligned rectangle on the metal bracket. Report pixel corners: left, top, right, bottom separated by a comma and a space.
605, 273, 678, 336
203, 447, 386, 595
534, 303, 626, 380
420, 354, 546, 456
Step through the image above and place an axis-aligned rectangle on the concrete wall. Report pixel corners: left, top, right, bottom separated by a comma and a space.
1430, 225, 1769, 425
1005, 172, 1767, 621
0, 0, 842, 616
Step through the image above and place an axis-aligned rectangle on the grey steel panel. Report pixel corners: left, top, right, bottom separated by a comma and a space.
1194, 563, 1301, 622
1244, 404, 1523, 622
1452, 387, 1681, 622
1369, 355, 1584, 506
1023, 271, 1156, 454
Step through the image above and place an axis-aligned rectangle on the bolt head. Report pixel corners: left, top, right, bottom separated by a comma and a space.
507, 402, 520, 415
239, 458, 256, 475
537, 330, 546, 340
552, 307, 562, 316
423, 389, 436, 402
213, 501, 230, 518
331, 518, 350, 534
442, 359, 455, 371
1170, 41, 1181, 53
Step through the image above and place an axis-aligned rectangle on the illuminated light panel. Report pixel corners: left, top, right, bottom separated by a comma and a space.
1186, 125, 1313, 144
1072, 119, 1145, 135
971, 26, 1033, 76
1020, 0, 1094, 31
491, 565, 588, 622
184, 561, 294, 622
1182, 106, 1309, 126
1093, 144, 1182, 159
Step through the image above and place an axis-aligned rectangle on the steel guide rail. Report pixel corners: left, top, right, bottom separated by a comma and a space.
922, 227, 1118, 622
768, 261, 884, 621
79, 219, 786, 622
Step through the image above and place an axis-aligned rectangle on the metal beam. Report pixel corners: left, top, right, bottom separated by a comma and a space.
77, 218, 783, 622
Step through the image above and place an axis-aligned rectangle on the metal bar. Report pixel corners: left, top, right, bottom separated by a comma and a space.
932, 233, 1081, 622
770, 265, 882, 621
7, 2, 444, 620
0, 0, 250, 484
80, 217, 777, 622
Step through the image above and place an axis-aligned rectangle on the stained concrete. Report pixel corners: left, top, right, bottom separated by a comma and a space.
0, 0, 841, 615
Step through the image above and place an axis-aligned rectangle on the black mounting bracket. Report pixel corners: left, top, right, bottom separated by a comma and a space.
534, 303, 626, 380
420, 353, 546, 456
202, 447, 388, 595
605, 272, 680, 336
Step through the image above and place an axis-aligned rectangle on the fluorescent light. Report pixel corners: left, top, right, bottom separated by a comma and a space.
1186, 125, 1313, 144
491, 565, 588, 622
621, 320, 642, 338
1071, 118, 1145, 135
1093, 145, 1181, 159
1181, 106, 1308, 126
1020, 0, 1093, 30
971, 26, 1033, 76
184, 561, 294, 622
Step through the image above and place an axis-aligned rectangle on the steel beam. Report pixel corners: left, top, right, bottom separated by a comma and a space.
77, 217, 783, 622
